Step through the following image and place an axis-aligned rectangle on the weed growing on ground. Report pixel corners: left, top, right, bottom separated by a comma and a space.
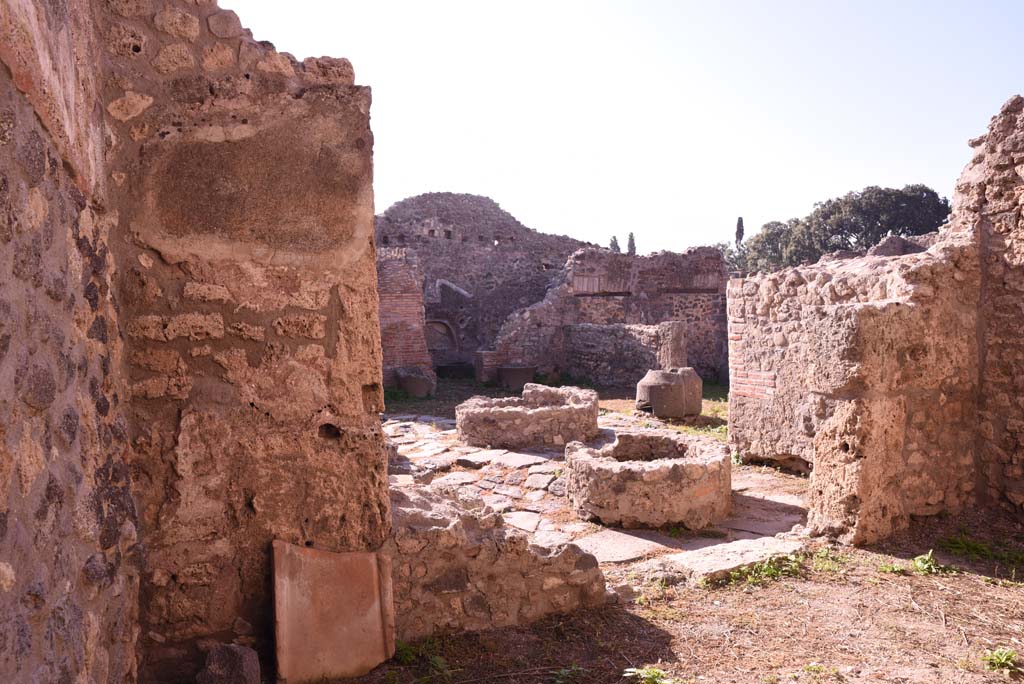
390, 639, 454, 682
717, 554, 804, 587
877, 561, 906, 575
393, 641, 417, 665
802, 662, 844, 680
982, 647, 1020, 674
911, 549, 954, 575
624, 665, 674, 683
942, 531, 1024, 572
810, 548, 848, 573
551, 664, 586, 683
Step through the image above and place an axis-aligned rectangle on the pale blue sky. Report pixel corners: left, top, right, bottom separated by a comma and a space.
221, 1, 1020, 253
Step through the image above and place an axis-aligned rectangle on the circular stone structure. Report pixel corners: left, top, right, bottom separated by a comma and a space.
455, 384, 600, 449
565, 430, 731, 529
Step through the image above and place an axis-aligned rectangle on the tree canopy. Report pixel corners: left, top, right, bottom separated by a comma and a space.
627, 232, 636, 255
609, 235, 621, 253
715, 184, 950, 274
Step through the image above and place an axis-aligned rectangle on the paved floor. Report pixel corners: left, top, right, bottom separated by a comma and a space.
385, 411, 810, 583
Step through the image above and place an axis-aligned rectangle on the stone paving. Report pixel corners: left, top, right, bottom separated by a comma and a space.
385, 411, 810, 585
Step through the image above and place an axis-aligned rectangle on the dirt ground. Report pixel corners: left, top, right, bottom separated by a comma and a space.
370, 381, 1024, 684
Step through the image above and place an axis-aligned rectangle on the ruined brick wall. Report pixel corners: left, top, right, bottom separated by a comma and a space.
957, 95, 1024, 512
376, 193, 590, 366
727, 239, 980, 544
0, 1, 139, 680
481, 247, 728, 385
378, 248, 434, 388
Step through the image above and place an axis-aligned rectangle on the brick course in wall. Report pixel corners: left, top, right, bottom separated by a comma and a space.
378, 249, 435, 387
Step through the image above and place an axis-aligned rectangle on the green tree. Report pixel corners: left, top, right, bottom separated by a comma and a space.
735, 217, 744, 247
609, 235, 621, 253
740, 184, 949, 273
627, 232, 636, 255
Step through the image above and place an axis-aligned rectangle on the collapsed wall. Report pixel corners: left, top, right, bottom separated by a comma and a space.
0, 2, 139, 681
377, 248, 435, 389
480, 247, 728, 385
376, 193, 589, 368
2, 0, 389, 681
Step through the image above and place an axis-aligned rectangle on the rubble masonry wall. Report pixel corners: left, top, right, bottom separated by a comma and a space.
376, 193, 588, 366
481, 248, 728, 385
0, 0, 139, 680
727, 239, 980, 544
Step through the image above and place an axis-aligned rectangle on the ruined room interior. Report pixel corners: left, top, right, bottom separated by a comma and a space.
1, 1, 1022, 683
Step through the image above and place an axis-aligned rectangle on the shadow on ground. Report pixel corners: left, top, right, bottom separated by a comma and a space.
354, 607, 676, 684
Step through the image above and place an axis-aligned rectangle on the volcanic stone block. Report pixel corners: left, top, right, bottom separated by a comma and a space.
273, 541, 395, 682
636, 368, 702, 418
396, 366, 436, 398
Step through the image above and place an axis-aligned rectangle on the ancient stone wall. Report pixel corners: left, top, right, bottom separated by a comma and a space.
728, 95, 1024, 538
378, 248, 434, 388
80, 3, 390, 679
957, 95, 1024, 512
456, 385, 600, 450
1, 0, 388, 680
727, 237, 980, 544
375, 193, 590, 367
481, 248, 728, 385
562, 322, 687, 388
382, 488, 605, 641
0, 1, 140, 681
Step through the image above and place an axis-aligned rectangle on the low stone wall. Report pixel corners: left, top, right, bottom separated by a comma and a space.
561, 322, 687, 387
566, 431, 731, 529
456, 384, 600, 449
381, 488, 606, 641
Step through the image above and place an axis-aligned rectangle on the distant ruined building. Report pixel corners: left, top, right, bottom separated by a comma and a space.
375, 193, 730, 387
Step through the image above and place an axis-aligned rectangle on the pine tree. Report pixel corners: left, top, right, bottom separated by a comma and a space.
627, 232, 636, 255
609, 236, 621, 253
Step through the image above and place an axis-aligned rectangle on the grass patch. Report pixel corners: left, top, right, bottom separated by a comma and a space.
710, 554, 804, 587
877, 561, 906, 575
624, 665, 675, 683
810, 547, 849, 574
941, 531, 1024, 573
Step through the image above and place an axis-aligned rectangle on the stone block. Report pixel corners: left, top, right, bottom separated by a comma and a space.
273, 541, 395, 682
636, 367, 702, 418
396, 366, 436, 398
